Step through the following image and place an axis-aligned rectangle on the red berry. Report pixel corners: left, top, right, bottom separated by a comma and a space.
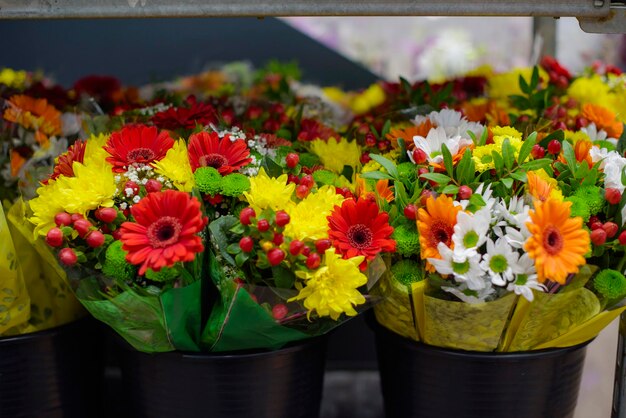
315, 239, 332, 254
70, 213, 84, 224
285, 153, 299, 169
73, 219, 92, 238
420, 190, 435, 207
458, 186, 472, 200
531, 144, 546, 159
86, 230, 105, 248
246, 105, 263, 119
547, 140, 561, 155
606, 188, 622, 205
289, 240, 304, 256
619, 231, 626, 246
403, 204, 417, 220
299, 175, 314, 188
239, 207, 256, 225
296, 184, 310, 199
412, 148, 428, 164
54, 212, 72, 227
417, 167, 429, 180
590, 221, 604, 231
360, 153, 372, 164
112, 229, 123, 240
46, 228, 64, 247
365, 133, 377, 147
590, 228, 607, 245
306, 253, 321, 269
123, 181, 140, 196
58, 248, 78, 266
257, 219, 270, 232
377, 140, 390, 151
145, 179, 162, 193
275, 211, 290, 227
575, 117, 589, 130
267, 248, 285, 266
95, 207, 118, 223
603, 222, 619, 239
272, 304, 289, 320
287, 174, 299, 184
588, 215, 600, 225
301, 246, 311, 256
273, 233, 284, 245
553, 121, 567, 131
239, 236, 254, 252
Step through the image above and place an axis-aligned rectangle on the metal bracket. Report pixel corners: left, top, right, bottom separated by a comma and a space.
579, 1, 626, 33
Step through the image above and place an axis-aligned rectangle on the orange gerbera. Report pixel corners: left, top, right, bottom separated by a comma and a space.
527, 171, 557, 202
524, 198, 590, 284
356, 176, 394, 203
557, 139, 592, 168
386, 120, 434, 151
417, 194, 462, 272
582, 103, 624, 138
3, 94, 62, 141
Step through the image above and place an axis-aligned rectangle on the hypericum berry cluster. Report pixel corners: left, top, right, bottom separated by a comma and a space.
45, 207, 124, 267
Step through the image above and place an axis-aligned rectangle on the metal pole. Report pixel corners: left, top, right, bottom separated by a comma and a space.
532, 16, 558, 60
613, 312, 626, 417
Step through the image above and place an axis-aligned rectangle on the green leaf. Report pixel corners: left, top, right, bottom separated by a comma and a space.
491, 150, 504, 172
478, 127, 489, 146
272, 266, 296, 289
501, 138, 515, 171
520, 159, 552, 171
562, 140, 577, 174
441, 185, 460, 195
530, 66, 540, 90
226, 243, 242, 255
441, 143, 454, 177
370, 154, 399, 179
235, 251, 250, 268
381, 119, 392, 138
510, 171, 527, 182
469, 193, 486, 208
502, 177, 514, 189
360, 171, 393, 180
262, 156, 284, 178
420, 172, 451, 185
538, 129, 564, 149
395, 181, 410, 209
519, 74, 531, 94
517, 132, 537, 164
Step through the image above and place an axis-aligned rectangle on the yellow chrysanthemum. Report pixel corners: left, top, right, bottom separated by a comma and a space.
83, 133, 111, 169
243, 168, 295, 213
284, 185, 344, 241
153, 139, 195, 192
0, 68, 27, 89
350, 84, 386, 115
472, 144, 498, 172
564, 130, 591, 144
464, 64, 495, 78
290, 248, 366, 320
310, 137, 361, 174
361, 159, 382, 173
488, 67, 548, 101
491, 126, 522, 140
567, 75, 612, 108
30, 162, 116, 236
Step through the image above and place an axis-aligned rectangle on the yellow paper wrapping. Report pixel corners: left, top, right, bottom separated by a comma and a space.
506, 287, 600, 351
0, 205, 32, 335
423, 292, 517, 351
373, 271, 421, 341
0, 200, 84, 335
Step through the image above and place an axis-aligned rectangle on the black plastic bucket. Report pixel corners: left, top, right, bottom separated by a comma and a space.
117, 336, 328, 418
0, 318, 103, 418
372, 319, 590, 418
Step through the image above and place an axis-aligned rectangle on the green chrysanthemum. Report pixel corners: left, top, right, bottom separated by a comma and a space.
101, 241, 136, 281
565, 196, 591, 222
594, 269, 626, 300
574, 185, 605, 215
299, 152, 320, 168
194, 166, 223, 195
392, 222, 420, 257
145, 266, 180, 282
397, 162, 417, 183
221, 173, 250, 197
390, 259, 423, 286
313, 169, 338, 186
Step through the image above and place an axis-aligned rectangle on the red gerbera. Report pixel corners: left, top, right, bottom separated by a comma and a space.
119, 190, 207, 275
151, 96, 218, 131
328, 197, 396, 267
43, 140, 87, 184
297, 119, 339, 142
104, 125, 174, 173
187, 131, 252, 174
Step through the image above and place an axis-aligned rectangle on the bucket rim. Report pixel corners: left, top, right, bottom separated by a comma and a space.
0, 316, 90, 345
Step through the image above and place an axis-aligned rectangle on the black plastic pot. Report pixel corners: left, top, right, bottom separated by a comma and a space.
372, 318, 590, 418
0, 318, 103, 418
117, 336, 328, 418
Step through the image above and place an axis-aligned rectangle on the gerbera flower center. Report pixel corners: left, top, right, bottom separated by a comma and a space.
127, 147, 157, 163
543, 226, 564, 255
347, 224, 374, 250
199, 153, 229, 169
429, 221, 453, 248
147, 216, 183, 248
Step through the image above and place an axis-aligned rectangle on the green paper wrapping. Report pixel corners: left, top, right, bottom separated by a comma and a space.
423, 292, 517, 351
161, 280, 202, 352
373, 270, 420, 341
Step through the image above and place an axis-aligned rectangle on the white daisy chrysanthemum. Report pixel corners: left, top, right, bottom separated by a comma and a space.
428, 242, 486, 290
581, 122, 617, 146
480, 238, 520, 287
415, 109, 485, 140
408, 126, 473, 167
507, 253, 545, 301
452, 208, 490, 257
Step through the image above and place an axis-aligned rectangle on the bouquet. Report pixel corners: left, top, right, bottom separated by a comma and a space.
360, 59, 626, 351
